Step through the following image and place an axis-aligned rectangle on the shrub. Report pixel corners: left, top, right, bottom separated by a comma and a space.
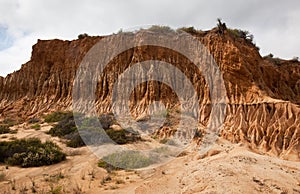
177, 26, 197, 34
0, 138, 66, 167
47, 112, 141, 147
47, 116, 77, 137
0, 125, 11, 134
159, 138, 169, 144
147, 25, 174, 33
46, 112, 84, 148
31, 124, 41, 130
265, 53, 274, 58
1, 118, 17, 127
44, 111, 72, 123
78, 33, 89, 39
228, 28, 254, 43
98, 114, 115, 130
106, 129, 141, 145
100, 151, 154, 170
0, 172, 6, 182
65, 132, 85, 148
28, 118, 40, 124
98, 159, 120, 172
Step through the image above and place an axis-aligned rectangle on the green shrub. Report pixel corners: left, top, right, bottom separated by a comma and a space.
228, 28, 254, 43
106, 129, 141, 145
0, 125, 11, 134
1, 118, 17, 127
0, 138, 66, 167
47, 112, 84, 148
44, 111, 72, 123
78, 33, 89, 39
47, 112, 141, 147
47, 118, 77, 137
177, 26, 197, 34
98, 159, 120, 172
159, 138, 169, 144
100, 151, 154, 170
28, 118, 40, 124
98, 114, 115, 130
147, 25, 174, 33
0, 172, 6, 182
31, 124, 41, 130
65, 132, 85, 148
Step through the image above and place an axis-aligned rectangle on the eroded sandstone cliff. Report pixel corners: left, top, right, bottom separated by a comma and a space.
0, 27, 299, 160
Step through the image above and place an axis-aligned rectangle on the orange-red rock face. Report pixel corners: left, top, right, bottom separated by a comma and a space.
0, 29, 299, 160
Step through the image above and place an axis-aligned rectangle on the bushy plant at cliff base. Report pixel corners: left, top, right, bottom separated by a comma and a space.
98, 151, 154, 171
0, 138, 66, 167
0, 125, 11, 134
46, 111, 141, 147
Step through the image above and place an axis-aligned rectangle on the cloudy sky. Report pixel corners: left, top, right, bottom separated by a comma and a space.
0, 0, 299, 76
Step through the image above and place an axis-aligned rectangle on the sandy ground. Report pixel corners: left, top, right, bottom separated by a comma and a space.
0, 123, 299, 194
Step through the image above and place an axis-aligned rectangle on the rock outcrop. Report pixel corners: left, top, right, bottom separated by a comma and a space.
0, 27, 299, 160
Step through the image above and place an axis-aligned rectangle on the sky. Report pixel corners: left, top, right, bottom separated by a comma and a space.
0, 0, 299, 76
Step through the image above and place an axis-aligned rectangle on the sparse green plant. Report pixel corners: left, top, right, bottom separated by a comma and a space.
28, 118, 40, 124
9, 129, 17, 134
19, 185, 28, 194
10, 179, 16, 190
29, 177, 37, 193
159, 138, 169, 144
31, 124, 41, 130
153, 146, 170, 154
110, 185, 119, 190
31, 186, 37, 193
98, 159, 120, 172
65, 133, 85, 148
56, 171, 65, 180
115, 179, 125, 184
88, 169, 96, 179
0, 125, 11, 134
45, 172, 65, 183
48, 184, 62, 194
81, 172, 85, 180
67, 149, 82, 156
9, 136, 17, 140
73, 184, 83, 194
264, 53, 274, 58
177, 151, 188, 157
0, 172, 6, 182
101, 175, 112, 185
2, 118, 17, 127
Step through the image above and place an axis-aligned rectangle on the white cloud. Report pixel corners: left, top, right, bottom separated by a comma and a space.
0, 0, 299, 76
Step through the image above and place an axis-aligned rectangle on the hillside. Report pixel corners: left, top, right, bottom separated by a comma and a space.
0, 26, 299, 161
